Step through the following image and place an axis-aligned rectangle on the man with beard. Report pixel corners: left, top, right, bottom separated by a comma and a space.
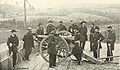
57, 21, 67, 31
36, 23, 44, 55
68, 20, 79, 36
46, 20, 55, 35
47, 27, 57, 68
104, 26, 116, 62
7, 30, 19, 67
92, 26, 105, 58
79, 21, 88, 50
22, 27, 35, 61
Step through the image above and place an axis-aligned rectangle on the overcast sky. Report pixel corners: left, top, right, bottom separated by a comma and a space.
2, 0, 120, 9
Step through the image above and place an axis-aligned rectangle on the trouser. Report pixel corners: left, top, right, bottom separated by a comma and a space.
49, 54, 56, 67
8, 47, 12, 56
12, 51, 17, 66
106, 43, 114, 61
93, 50, 97, 58
24, 48, 32, 60
74, 53, 82, 63
90, 42, 93, 51
80, 41, 86, 50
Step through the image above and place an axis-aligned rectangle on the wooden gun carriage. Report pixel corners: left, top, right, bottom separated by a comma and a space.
36, 31, 120, 64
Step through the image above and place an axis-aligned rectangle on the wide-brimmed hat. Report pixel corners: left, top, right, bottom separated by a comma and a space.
92, 23, 95, 26
38, 23, 42, 26
107, 26, 112, 29
48, 20, 53, 23
81, 21, 86, 24
11, 30, 17, 33
70, 20, 73, 22
27, 27, 32, 30
95, 26, 100, 30
59, 21, 63, 23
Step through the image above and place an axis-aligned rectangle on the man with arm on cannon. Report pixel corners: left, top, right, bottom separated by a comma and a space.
89, 23, 95, 52
35, 23, 44, 55
79, 21, 88, 50
92, 26, 105, 58
7, 30, 19, 67
68, 20, 79, 36
47, 27, 57, 68
57, 21, 67, 31
104, 26, 116, 62
22, 27, 35, 61
46, 20, 55, 35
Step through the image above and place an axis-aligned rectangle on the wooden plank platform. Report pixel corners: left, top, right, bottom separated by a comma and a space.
57, 59, 70, 70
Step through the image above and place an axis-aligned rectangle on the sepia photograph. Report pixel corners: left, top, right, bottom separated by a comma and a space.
0, 0, 120, 70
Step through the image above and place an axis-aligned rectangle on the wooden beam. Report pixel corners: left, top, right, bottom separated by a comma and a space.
24, 0, 27, 27
97, 56, 120, 60
82, 51, 104, 64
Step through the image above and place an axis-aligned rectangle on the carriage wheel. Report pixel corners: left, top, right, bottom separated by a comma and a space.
40, 35, 69, 64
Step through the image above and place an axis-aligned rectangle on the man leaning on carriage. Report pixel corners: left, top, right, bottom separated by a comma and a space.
6, 20, 116, 68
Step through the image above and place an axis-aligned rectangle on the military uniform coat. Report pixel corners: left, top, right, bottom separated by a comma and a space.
57, 24, 67, 31
89, 27, 95, 41
47, 34, 57, 54
92, 32, 105, 51
7, 34, 19, 66
22, 33, 34, 49
36, 27, 44, 41
79, 26, 88, 41
7, 35, 19, 53
106, 30, 116, 50
46, 24, 54, 35
68, 24, 79, 36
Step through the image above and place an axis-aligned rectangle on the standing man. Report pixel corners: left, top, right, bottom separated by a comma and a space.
89, 23, 95, 52
22, 27, 35, 61
68, 20, 79, 36
57, 21, 67, 31
7, 30, 19, 67
46, 20, 55, 35
92, 26, 105, 58
47, 27, 57, 68
36, 23, 44, 55
79, 21, 88, 50
105, 26, 116, 62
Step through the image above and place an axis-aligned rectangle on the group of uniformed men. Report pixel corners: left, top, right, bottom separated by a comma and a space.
7, 20, 116, 68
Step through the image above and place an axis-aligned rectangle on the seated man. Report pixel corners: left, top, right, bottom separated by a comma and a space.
68, 29, 84, 65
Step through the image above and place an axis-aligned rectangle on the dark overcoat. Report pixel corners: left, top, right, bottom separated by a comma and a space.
46, 24, 54, 34
7, 35, 19, 53
47, 34, 57, 54
89, 27, 95, 41
36, 27, 44, 41
68, 24, 79, 36
106, 31, 116, 50
57, 24, 67, 31
92, 32, 105, 51
79, 26, 88, 41
22, 33, 34, 49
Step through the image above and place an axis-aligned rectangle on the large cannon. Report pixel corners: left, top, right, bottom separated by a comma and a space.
36, 31, 120, 64
37, 31, 73, 64
37, 31, 102, 64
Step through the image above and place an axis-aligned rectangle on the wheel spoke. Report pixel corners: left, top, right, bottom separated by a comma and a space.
44, 41, 48, 45
42, 49, 47, 53
44, 54, 49, 57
